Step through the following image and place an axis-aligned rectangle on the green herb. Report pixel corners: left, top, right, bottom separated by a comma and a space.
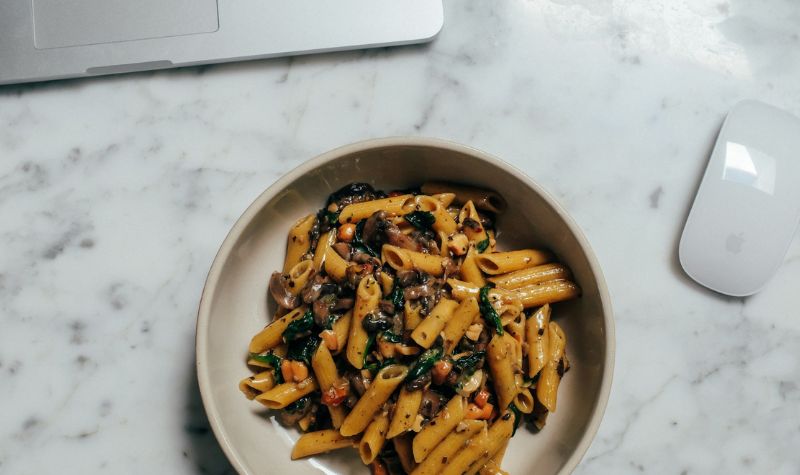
353, 220, 378, 257
381, 330, 402, 343
363, 333, 376, 368
406, 347, 442, 382
283, 310, 314, 342
452, 350, 485, 375
325, 314, 340, 330
365, 358, 396, 375
476, 238, 490, 253
389, 280, 405, 309
404, 211, 436, 231
509, 403, 522, 436
285, 396, 311, 413
317, 207, 341, 228
249, 352, 284, 384
286, 335, 320, 366
479, 286, 503, 335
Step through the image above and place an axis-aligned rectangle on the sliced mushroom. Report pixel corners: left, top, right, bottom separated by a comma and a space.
269, 272, 300, 309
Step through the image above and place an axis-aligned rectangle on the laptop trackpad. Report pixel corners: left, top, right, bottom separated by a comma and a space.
32, 0, 219, 49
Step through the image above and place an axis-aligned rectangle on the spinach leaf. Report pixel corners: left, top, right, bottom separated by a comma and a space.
286, 335, 320, 366
405, 211, 436, 231
452, 350, 485, 375
509, 403, 522, 436
476, 238, 490, 253
389, 279, 405, 309
283, 310, 314, 342
249, 352, 284, 384
353, 220, 378, 257
406, 347, 442, 382
479, 286, 503, 335
285, 396, 311, 413
381, 330, 402, 343
362, 333, 376, 368
364, 357, 396, 375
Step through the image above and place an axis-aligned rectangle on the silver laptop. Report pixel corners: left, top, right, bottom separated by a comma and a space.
0, 0, 443, 86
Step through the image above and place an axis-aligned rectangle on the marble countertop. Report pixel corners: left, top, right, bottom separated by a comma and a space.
2, 0, 799, 473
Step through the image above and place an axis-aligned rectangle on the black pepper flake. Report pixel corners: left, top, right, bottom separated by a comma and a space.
442, 457, 448, 464
538, 328, 545, 336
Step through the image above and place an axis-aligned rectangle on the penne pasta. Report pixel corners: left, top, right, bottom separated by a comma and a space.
468, 414, 514, 475
382, 244, 446, 276
359, 411, 390, 464
525, 304, 551, 377
404, 300, 424, 330
431, 192, 457, 208
441, 425, 489, 475
410, 195, 458, 235
291, 429, 354, 459
515, 280, 581, 308
330, 310, 352, 355
410, 420, 486, 475
323, 246, 349, 282
513, 388, 535, 414
238, 370, 276, 400
380, 272, 395, 296
537, 321, 566, 412
248, 307, 308, 354
474, 250, 553, 275
256, 377, 318, 409
458, 201, 490, 245
394, 433, 417, 474
312, 230, 336, 272
340, 365, 408, 437
447, 279, 516, 304
421, 182, 507, 213
487, 334, 518, 411
284, 214, 315, 273
387, 388, 423, 439
411, 298, 459, 348
488, 263, 571, 290
442, 297, 480, 354
287, 259, 314, 296
338, 194, 414, 223
460, 246, 487, 286
312, 343, 347, 428
346, 276, 381, 369
412, 395, 467, 462
479, 459, 509, 475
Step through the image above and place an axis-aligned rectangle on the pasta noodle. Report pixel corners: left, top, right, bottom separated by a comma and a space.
382, 244, 446, 276
387, 388, 423, 439
237, 182, 581, 474
291, 429, 354, 459
411, 298, 458, 348
536, 322, 566, 412
474, 250, 553, 275
421, 181, 507, 213
359, 411, 390, 464
340, 364, 408, 436
284, 214, 315, 273
412, 395, 467, 462
248, 306, 308, 354
346, 275, 381, 369
488, 263, 571, 289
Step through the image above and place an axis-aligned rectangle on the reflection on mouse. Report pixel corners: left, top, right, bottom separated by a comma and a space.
679, 100, 800, 297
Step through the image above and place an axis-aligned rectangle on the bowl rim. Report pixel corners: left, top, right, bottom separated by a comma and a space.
196, 136, 615, 475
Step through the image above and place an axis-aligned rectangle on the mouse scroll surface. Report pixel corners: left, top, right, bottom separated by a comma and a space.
679, 101, 800, 296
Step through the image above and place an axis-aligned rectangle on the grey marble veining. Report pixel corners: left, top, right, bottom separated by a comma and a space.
1, 0, 800, 473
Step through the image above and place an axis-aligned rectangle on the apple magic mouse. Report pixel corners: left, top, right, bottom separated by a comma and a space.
679, 100, 800, 296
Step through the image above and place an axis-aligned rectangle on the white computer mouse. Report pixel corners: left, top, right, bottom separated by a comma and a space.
679, 100, 800, 297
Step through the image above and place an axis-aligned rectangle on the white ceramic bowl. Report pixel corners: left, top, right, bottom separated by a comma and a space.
197, 137, 614, 475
